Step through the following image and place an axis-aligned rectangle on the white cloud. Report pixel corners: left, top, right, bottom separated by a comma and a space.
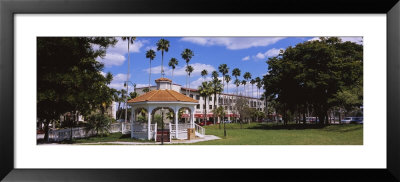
95, 37, 148, 67
308, 37, 363, 45
145, 46, 157, 51
180, 37, 284, 50
144, 63, 216, 77
252, 48, 283, 60
242, 56, 250, 61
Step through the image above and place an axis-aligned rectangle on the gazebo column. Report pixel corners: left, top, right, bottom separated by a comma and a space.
190, 106, 195, 128
175, 108, 179, 139
147, 107, 153, 140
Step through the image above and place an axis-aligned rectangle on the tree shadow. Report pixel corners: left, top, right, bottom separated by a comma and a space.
119, 134, 131, 139
248, 124, 328, 130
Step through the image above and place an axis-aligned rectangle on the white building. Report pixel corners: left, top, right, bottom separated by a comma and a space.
134, 78, 266, 123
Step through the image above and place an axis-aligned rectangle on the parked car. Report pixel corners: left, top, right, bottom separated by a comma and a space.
306, 117, 319, 124
224, 120, 232, 123
199, 121, 213, 126
341, 117, 363, 124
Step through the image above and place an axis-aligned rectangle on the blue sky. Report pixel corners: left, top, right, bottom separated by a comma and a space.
97, 37, 362, 96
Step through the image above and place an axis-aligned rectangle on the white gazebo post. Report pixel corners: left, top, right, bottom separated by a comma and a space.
147, 107, 153, 140
190, 106, 195, 128
175, 107, 179, 139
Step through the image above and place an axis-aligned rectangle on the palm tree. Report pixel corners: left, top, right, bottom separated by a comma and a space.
225, 75, 231, 94
168, 58, 178, 89
241, 80, 247, 96
117, 89, 127, 120
218, 64, 229, 94
234, 79, 241, 123
201, 69, 208, 82
156, 38, 170, 78
145, 49, 156, 90
186, 65, 194, 96
214, 106, 227, 137
211, 72, 223, 126
181, 48, 194, 94
232, 68, 241, 95
198, 81, 213, 123
121, 37, 136, 123
255, 77, 261, 99
250, 79, 256, 98
224, 75, 231, 119
243, 72, 252, 97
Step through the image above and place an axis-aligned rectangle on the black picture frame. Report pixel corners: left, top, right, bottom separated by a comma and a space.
1, 0, 399, 181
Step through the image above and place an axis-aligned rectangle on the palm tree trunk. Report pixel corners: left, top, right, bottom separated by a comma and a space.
149, 61, 151, 89
161, 51, 164, 77
189, 75, 191, 96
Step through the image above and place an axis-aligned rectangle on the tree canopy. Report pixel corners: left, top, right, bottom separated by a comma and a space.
263, 37, 363, 124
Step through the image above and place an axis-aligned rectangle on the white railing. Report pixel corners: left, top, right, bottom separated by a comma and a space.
195, 124, 205, 137
48, 127, 96, 142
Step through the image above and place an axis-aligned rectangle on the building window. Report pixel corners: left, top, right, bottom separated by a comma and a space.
209, 105, 212, 109
209, 96, 213, 102
225, 106, 228, 110
230, 106, 232, 110
197, 104, 200, 109
196, 95, 200, 100
190, 94, 193, 98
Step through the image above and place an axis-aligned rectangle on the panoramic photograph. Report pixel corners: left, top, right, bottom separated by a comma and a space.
37, 36, 363, 145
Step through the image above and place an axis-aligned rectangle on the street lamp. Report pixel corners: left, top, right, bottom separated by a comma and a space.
123, 81, 135, 133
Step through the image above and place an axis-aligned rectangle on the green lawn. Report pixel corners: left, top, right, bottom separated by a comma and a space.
54, 123, 362, 145
190, 123, 363, 145
60, 133, 154, 144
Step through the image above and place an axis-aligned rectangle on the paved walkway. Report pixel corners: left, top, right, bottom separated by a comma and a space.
77, 135, 221, 145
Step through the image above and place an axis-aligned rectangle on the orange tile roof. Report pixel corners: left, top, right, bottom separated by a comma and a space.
128, 89, 198, 103
155, 77, 172, 82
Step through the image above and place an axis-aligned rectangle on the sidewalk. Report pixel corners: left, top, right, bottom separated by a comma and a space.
39, 135, 221, 145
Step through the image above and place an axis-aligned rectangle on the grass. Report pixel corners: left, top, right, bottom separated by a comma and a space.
189, 123, 363, 145
59, 133, 155, 144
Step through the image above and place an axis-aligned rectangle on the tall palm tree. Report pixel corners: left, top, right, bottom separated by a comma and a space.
168, 58, 178, 89
201, 69, 208, 82
121, 37, 136, 122
211, 72, 223, 126
243, 72, 252, 97
145, 49, 156, 90
232, 68, 241, 95
198, 81, 213, 123
234, 79, 241, 123
214, 106, 227, 137
241, 80, 247, 96
255, 77, 261, 99
224, 75, 231, 119
225, 75, 231, 94
156, 38, 170, 78
186, 65, 194, 96
250, 79, 256, 98
218, 64, 229, 94
181, 48, 194, 94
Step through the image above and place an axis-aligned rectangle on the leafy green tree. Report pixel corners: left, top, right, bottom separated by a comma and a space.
146, 49, 156, 89
264, 37, 363, 124
156, 38, 170, 77
143, 87, 150, 93
37, 37, 117, 141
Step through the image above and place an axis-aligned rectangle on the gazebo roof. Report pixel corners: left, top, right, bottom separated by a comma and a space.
128, 89, 198, 103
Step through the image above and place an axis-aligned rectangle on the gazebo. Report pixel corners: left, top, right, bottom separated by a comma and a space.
127, 78, 205, 141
